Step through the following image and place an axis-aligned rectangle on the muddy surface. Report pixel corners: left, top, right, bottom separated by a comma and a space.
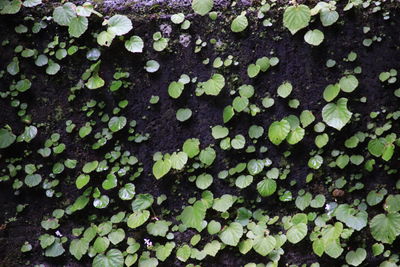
1, 3, 400, 267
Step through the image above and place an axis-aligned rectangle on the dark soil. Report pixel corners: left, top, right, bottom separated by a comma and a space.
0, 3, 400, 267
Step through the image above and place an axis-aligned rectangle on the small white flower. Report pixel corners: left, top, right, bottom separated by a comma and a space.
144, 238, 153, 248
55, 230, 62, 237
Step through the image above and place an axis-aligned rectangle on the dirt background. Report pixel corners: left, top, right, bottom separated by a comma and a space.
1, 2, 400, 266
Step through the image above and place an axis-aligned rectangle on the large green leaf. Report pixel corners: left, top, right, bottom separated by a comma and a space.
257, 179, 277, 197
152, 158, 172, 179
335, 204, 368, 231
92, 249, 124, 267
283, 5, 311, 34
107, 15, 132, 36
370, 213, 400, 244
345, 248, 367, 266
252, 235, 276, 256
287, 223, 308, 244
127, 210, 150, 229
53, 3, 76, 26
69, 239, 89, 260
203, 74, 225, 96
268, 119, 290, 145
180, 201, 206, 231
68, 16, 88, 38
192, 0, 213, 16
219, 222, 243, 246
0, 128, 16, 149
304, 29, 324, 46
231, 13, 248, 33
125, 36, 144, 53
322, 97, 352, 130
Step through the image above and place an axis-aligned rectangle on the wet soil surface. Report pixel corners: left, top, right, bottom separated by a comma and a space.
0, 3, 400, 267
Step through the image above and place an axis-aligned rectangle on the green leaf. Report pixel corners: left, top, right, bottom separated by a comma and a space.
180, 201, 206, 231
118, 183, 135, 200
145, 60, 159, 73
370, 213, 400, 244
253, 235, 276, 256
385, 195, 400, 213
211, 125, 229, 139
93, 249, 124, 267
320, 10, 339, 26
287, 126, 305, 145
152, 158, 172, 179
168, 81, 184, 99
125, 36, 144, 53
39, 234, 55, 249
235, 175, 253, 189
304, 29, 324, 46
287, 223, 308, 244
268, 119, 290, 145
277, 81, 293, 98
231, 13, 248, 33
23, 0, 41, 7
53, 3, 76, 26
315, 133, 329, 148
322, 97, 352, 130
345, 248, 367, 266
147, 220, 171, 237
212, 194, 235, 212
283, 5, 311, 35
335, 204, 367, 231
199, 147, 216, 166
46, 60, 60, 75
45, 239, 65, 257
86, 73, 105, 89
219, 222, 243, 246
127, 210, 150, 229
170, 152, 188, 170
192, 0, 213, 16
76, 174, 90, 189
204, 74, 225, 96
108, 229, 125, 245
176, 108, 192, 122
107, 15, 132, 36
108, 116, 127, 132
324, 239, 343, 258
69, 239, 89, 260
295, 192, 312, 211
196, 173, 213, 189
183, 138, 200, 158
336, 154, 350, 169
368, 138, 385, 157
0, 128, 16, 149
25, 174, 42, 187
247, 64, 260, 78
68, 16, 88, 38
223, 105, 235, 123
131, 194, 154, 211
257, 179, 277, 197
300, 110, 315, 128
15, 79, 31, 92
323, 84, 340, 102
176, 245, 191, 262
83, 160, 98, 173
97, 30, 115, 47
155, 242, 175, 261
0, 0, 22, 14
93, 195, 109, 209
247, 159, 264, 175
171, 13, 185, 24
312, 239, 324, 257
339, 75, 359, 93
